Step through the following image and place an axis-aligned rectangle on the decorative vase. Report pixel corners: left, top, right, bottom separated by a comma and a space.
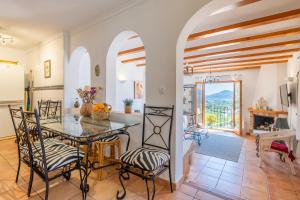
124, 105, 132, 114
74, 100, 80, 108
80, 103, 93, 117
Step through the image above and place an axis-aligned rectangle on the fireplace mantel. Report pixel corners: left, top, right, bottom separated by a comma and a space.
248, 108, 288, 116
248, 108, 288, 134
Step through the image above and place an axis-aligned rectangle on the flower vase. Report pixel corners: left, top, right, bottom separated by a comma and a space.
124, 105, 132, 114
80, 103, 93, 117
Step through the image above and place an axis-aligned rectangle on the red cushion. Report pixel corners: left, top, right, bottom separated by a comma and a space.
271, 141, 289, 153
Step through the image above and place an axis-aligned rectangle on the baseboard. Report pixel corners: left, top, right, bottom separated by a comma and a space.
156, 175, 184, 190
0, 135, 15, 141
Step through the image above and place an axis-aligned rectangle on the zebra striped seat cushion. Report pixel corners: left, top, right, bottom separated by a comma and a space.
120, 147, 170, 171
98, 135, 119, 142
20, 138, 65, 155
32, 143, 84, 171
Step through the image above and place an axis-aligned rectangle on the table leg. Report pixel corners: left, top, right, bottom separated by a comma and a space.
256, 135, 260, 157
80, 142, 91, 200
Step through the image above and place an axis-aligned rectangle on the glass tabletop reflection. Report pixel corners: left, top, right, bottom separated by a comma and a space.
41, 114, 139, 139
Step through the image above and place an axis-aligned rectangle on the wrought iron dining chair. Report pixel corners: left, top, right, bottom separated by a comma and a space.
20, 108, 84, 200
117, 105, 174, 200
38, 100, 49, 119
8, 105, 31, 183
47, 100, 62, 122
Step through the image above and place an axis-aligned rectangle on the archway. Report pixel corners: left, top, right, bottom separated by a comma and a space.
106, 31, 146, 112
65, 46, 91, 111
175, 0, 232, 182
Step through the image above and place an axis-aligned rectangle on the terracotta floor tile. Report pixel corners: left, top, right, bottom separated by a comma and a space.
178, 183, 197, 197
201, 167, 222, 178
209, 157, 226, 165
269, 188, 298, 200
194, 190, 225, 200
215, 180, 241, 197
206, 161, 225, 171
219, 171, 243, 185
241, 186, 268, 200
193, 174, 218, 189
222, 165, 243, 176
155, 190, 193, 200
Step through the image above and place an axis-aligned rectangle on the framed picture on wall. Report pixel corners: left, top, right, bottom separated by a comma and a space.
44, 60, 51, 78
134, 81, 144, 99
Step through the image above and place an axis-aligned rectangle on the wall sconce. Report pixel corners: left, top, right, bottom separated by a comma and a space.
118, 75, 127, 83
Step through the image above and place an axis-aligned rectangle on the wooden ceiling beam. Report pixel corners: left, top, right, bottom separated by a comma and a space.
188, 8, 300, 40
210, 0, 262, 16
118, 46, 145, 56
121, 56, 146, 64
188, 55, 292, 66
185, 27, 300, 52
136, 63, 145, 67
184, 39, 300, 59
193, 60, 288, 70
184, 48, 299, 62
190, 65, 261, 73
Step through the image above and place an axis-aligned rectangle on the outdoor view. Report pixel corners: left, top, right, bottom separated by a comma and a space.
205, 83, 233, 129
196, 82, 241, 130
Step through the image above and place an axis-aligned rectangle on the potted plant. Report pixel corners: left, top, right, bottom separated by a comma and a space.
77, 86, 101, 117
123, 99, 133, 114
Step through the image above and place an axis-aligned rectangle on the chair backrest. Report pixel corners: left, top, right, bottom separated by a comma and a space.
142, 105, 174, 154
38, 100, 49, 118
47, 100, 62, 121
8, 105, 27, 149
20, 108, 48, 173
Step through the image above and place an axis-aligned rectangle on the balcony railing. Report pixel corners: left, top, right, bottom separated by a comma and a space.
205, 105, 233, 129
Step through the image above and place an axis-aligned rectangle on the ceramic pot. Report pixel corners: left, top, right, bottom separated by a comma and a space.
124, 105, 132, 114
80, 103, 93, 117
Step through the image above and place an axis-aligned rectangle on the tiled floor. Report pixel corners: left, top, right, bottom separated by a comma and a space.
185, 134, 300, 200
1, 134, 300, 200
0, 139, 219, 200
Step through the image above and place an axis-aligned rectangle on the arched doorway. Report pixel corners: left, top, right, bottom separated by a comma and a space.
106, 31, 146, 112
65, 46, 91, 111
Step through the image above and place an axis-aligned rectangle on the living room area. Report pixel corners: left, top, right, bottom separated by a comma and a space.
0, 0, 300, 200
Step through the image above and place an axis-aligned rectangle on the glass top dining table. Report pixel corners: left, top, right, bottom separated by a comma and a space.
41, 114, 140, 142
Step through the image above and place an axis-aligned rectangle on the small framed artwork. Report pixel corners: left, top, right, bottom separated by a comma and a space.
44, 60, 51, 78
134, 81, 144, 99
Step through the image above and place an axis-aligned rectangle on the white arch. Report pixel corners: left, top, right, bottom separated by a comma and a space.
106, 30, 145, 110
175, 0, 229, 173
65, 46, 91, 111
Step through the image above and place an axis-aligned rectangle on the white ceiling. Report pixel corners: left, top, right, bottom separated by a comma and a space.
0, 0, 142, 49
184, 0, 300, 72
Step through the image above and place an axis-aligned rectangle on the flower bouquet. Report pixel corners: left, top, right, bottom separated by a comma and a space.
92, 103, 112, 120
77, 86, 101, 117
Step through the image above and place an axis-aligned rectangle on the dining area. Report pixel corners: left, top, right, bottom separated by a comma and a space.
3, 93, 175, 200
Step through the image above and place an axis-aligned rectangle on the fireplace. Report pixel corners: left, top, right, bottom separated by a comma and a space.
248, 108, 288, 134
253, 114, 274, 130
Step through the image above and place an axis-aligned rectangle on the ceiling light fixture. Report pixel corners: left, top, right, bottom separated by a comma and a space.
184, 63, 194, 75
0, 33, 14, 45
203, 67, 220, 83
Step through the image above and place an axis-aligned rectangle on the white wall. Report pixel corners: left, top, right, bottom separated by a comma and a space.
287, 51, 300, 138
65, 47, 91, 110
26, 34, 64, 107
116, 60, 145, 112
184, 68, 260, 134
0, 46, 26, 137
253, 64, 287, 110
70, 0, 211, 183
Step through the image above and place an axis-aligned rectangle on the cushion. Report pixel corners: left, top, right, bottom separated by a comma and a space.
98, 135, 119, 142
271, 141, 289, 153
20, 138, 65, 155
120, 147, 170, 171
33, 143, 84, 171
